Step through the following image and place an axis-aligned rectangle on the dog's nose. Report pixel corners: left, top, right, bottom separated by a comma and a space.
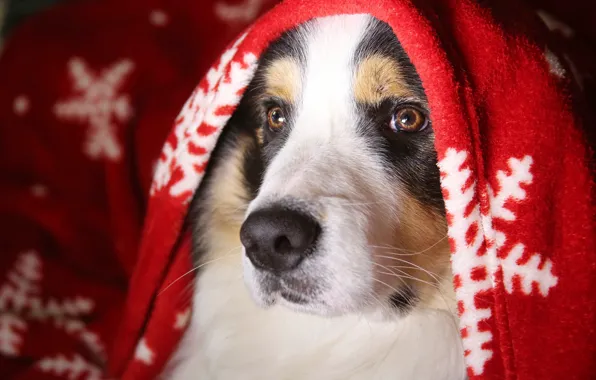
240, 207, 320, 273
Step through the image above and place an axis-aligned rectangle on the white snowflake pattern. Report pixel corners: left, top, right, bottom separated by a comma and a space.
134, 338, 155, 365
149, 9, 169, 27
37, 353, 102, 380
30, 183, 49, 198
438, 149, 558, 376
483, 155, 558, 296
54, 57, 135, 161
214, 0, 266, 24
151, 32, 257, 200
13, 95, 30, 116
0, 251, 105, 361
174, 308, 191, 330
544, 48, 566, 78
0, 314, 26, 356
0, 251, 42, 313
438, 149, 493, 375
0, 251, 41, 355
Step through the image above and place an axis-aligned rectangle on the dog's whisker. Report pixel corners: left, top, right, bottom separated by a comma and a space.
338, 200, 391, 208
369, 244, 420, 254
369, 235, 448, 255
376, 270, 440, 291
386, 264, 451, 282
372, 262, 413, 289
371, 263, 427, 312
379, 265, 459, 315
374, 261, 443, 290
371, 277, 403, 297
159, 248, 241, 295
376, 255, 443, 283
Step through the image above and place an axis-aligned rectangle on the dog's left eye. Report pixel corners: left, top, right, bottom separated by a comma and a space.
267, 107, 286, 131
390, 106, 428, 132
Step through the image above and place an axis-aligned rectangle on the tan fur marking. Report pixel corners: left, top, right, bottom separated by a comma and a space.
264, 58, 300, 103
354, 55, 411, 104
201, 135, 254, 261
377, 194, 453, 312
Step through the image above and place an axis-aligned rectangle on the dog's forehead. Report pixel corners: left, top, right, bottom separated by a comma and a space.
299, 15, 370, 109
260, 14, 418, 114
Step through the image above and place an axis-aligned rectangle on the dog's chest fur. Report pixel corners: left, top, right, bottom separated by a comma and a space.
165, 244, 464, 380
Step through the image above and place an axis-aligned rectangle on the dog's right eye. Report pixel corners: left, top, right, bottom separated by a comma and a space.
267, 107, 286, 131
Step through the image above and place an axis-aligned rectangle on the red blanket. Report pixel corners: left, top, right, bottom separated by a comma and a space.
0, 0, 594, 379
0, 0, 276, 378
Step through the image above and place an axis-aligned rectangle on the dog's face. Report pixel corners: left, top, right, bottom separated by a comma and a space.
198, 14, 451, 318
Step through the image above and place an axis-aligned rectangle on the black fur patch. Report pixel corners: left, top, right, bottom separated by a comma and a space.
238, 25, 308, 165
354, 18, 444, 212
389, 286, 417, 312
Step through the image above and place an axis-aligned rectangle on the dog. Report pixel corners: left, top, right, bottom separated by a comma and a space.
164, 14, 466, 380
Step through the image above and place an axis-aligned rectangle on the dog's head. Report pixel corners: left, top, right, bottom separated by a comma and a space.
203, 14, 452, 318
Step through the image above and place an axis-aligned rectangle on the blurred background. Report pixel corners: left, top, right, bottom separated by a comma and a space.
1, 0, 60, 35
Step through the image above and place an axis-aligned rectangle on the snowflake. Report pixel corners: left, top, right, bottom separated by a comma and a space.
37, 353, 102, 380
0, 314, 26, 356
51, 317, 106, 363
54, 57, 135, 161
31, 183, 49, 198
438, 150, 493, 375
544, 48, 566, 78
0, 251, 105, 361
174, 308, 191, 330
13, 95, 30, 115
438, 149, 558, 377
151, 32, 257, 201
134, 338, 155, 365
483, 155, 558, 296
0, 251, 41, 312
149, 9, 169, 27
0, 251, 40, 356
215, 0, 266, 23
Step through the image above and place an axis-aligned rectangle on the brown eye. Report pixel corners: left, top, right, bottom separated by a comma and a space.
267, 107, 286, 131
390, 107, 427, 132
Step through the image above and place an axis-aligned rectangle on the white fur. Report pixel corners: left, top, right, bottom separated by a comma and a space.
164, 14, 465, 380
164, 244, 464, 380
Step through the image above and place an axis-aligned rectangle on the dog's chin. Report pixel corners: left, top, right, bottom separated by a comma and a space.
247, 285, 359, 318
242, 255, 393, 318
242, 269, 339, 317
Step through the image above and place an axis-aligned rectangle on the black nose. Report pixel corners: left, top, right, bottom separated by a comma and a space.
240, 206, 320, 273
